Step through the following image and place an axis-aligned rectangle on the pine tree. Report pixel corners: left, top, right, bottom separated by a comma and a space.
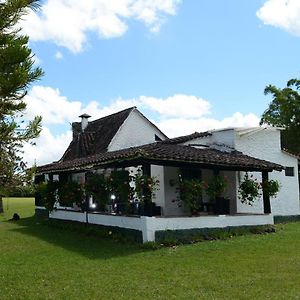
0, 0, 43, 212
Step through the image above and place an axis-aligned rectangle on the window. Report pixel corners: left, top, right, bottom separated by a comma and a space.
285, 167, 294, 177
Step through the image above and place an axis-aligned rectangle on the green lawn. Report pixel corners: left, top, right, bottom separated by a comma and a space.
0, 197, 35, 221
0, 198, 299, 300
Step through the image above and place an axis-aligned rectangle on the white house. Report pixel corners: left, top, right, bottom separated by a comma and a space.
35, 107, 300, 242
172, 127, 300, 216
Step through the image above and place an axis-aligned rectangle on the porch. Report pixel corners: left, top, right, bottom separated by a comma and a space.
35, 141, 282, 242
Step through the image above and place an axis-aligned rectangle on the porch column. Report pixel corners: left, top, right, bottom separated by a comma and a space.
262, 171, 271, 214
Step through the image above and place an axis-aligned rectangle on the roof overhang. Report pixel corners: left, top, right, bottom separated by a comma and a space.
36, 143, 283, 175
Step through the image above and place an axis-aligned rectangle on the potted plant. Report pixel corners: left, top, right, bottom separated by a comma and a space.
85, 173, 110, 211
134, 174, 159, 216
36, 181, 60, 211
57, 181, 84, 208
178, 179, 203, 215
109, 170, 134, 215
204, 175, 229, 214
238, 173, 261, 205
262, 179, 280, 198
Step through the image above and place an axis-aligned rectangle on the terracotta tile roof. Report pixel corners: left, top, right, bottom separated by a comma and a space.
37, 142, 283, 174
60, 107, 135, 161
163, 131, 211, 144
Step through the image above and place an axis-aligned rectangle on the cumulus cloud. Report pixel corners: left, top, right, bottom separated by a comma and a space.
138, 94, 211, 118
21, 0, 182, 53
257, 0, 300, 36
24, 87, 210, 125
156, 113, 260, 137
23, 127, 72, 167
24, 86, 82, 124
22, 86, 260, 166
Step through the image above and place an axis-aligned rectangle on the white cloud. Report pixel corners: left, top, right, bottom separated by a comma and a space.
156, 113, 260, 137
23, 127, 72, 167
24, 86, 82, 124
257, 0, 300, 36
22, 86, 260, 166
55, 51, 63, 59
21, 0, 182, 53
138, 94, 211, 118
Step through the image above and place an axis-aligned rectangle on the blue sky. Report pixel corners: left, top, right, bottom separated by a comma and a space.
21, 0, 300, 166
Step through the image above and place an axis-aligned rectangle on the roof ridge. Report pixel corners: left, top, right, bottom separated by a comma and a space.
163, 131, 212, 144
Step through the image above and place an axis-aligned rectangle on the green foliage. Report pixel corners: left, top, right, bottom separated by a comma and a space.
204, 175, 228, 199
57, 181, 84, 207
85, 173, 110, 210
134, 173, 159, 204
85, 171, 134, 213
262, 179, 280, 198
36, 181, 59, 211
238, 173, 261, 205
0, 0, 44, 193
238, 173, 281, 205
110, 170, 134, 213
260, 78, 300, 153
178, 179, 203, 213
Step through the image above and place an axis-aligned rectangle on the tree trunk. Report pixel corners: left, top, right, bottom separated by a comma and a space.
0, 195, 3, 213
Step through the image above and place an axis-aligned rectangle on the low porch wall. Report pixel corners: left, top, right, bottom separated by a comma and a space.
49, 210, 274, 243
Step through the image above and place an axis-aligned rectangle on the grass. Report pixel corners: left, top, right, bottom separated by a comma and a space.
0, 198, 299, 299
0, 197, 35, 221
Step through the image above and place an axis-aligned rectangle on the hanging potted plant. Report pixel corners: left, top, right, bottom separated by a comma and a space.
238, 173, 261, 206
262, 179, 280, 198
204, 175, 229, 214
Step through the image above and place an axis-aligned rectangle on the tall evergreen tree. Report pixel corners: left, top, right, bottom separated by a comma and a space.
260, 79, 300, 154
0, 0, 43, 212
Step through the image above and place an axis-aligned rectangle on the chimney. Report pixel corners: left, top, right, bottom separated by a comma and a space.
79, 113, 91, 132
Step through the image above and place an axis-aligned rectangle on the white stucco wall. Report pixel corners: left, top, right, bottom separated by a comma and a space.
163, 166, 188, 216
108, 109, 166, 152
234, 128, 300, 216
49, 210, 274, 243
151, 165, 165, 211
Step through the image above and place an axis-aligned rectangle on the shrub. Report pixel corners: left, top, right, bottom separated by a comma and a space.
178, 179, 203, 213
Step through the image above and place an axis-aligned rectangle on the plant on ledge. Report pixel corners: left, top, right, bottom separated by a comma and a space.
85, 174, 110, 211
36, 181, 60, 211
178, 179, 203, 214
109, 171, 134, 214
238, 173, 261, 205
204, 175, 228, 199
58, 181, 84, 208
262, 179, 280, 198
134, 174, 159, 204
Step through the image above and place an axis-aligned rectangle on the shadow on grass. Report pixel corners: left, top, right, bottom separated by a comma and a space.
9, 216, 145, 260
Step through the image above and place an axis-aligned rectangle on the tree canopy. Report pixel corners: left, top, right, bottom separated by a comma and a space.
260, 79, 300, 154
0, 0, 43, 204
